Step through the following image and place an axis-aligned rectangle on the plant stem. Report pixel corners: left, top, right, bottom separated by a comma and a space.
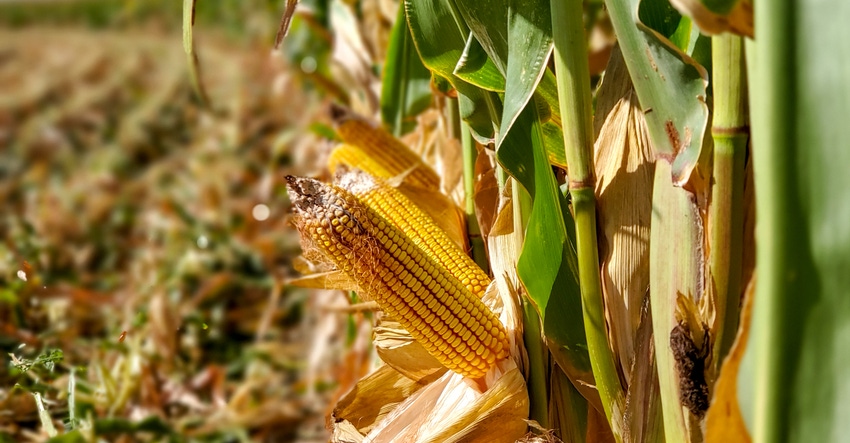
182, 0, 209, 107
748, 0, 794, 439
709, 33, 748, 366
551, 0, 624, 436
460, 115, 490, 273
523, 297, 550, 429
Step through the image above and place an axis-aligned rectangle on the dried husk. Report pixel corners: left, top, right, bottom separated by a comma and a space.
359, 362, 528, 443
594, 88, 655, 383
372, 317, 448, 384
704, 276, 754, 443
332, 365, 432, 438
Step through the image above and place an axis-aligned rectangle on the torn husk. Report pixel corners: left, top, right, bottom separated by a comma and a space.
330, 280, 527, 443
332, 364, 432, 438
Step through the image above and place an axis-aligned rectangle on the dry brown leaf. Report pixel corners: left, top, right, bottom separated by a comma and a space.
623, 298, 664, 443
473, 145, 500, 242
704, 276, 754, 443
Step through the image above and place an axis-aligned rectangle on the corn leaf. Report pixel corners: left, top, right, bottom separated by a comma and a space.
453, 0, 553, 149
649, 158, 706, 442
404, 0, 498, 141
496, 102, 592, 405
380, 3, 433, 136
603, 0, 709, 185
739, 0, 850, 440
454, 33, 506, 92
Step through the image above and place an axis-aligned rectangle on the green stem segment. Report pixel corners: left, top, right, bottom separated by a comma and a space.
551, 0, 624, 436
709, 33, 748, 366
460, 115, 490, 274
523, 297, 550, 429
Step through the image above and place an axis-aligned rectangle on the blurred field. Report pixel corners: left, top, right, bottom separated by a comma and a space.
0, 4, 351, 442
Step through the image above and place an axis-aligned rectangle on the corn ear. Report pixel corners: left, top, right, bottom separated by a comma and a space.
286, 176, 509, 378
337, 169, 490, 298
330, 112, 441, 190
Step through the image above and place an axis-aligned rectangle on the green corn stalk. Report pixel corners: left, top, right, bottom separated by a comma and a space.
551, 0, 625, 437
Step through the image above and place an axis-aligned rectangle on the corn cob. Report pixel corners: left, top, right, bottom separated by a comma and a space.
287, 176, 509, 378
336, 169, 490, 298
330, 113, 441, 190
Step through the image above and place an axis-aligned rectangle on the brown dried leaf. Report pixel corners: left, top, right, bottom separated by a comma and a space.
623, 299, 664, 443
704, 276, 754, 443
362, 364, 529, 443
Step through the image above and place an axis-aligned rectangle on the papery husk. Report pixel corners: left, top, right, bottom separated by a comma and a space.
332, 364, 432, 439
623, 298, 665, 443
704, 276, 753, 443
400, 107, 466, 204
594, 85, 655, 383
361, 362, 528, 443
373, 316, 448, 384
472, 146, 500, 243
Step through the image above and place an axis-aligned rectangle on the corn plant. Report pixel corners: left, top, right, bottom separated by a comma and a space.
235, 0, 850, 441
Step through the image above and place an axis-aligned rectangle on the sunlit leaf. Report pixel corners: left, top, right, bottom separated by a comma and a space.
454, 0, 553, 148
604, 0, 709, 185
404, 0, 498, 141
496, 102, 592, 404
380, 3, 433, 135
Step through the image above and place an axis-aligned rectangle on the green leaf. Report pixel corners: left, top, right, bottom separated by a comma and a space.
380, 3, 433, 136
649, 161, 702, 443
405, 0, 498, 141
454, 0, 553, 147
604, 0, 709, 185
542, 120, 567, 169
740, 0, 850, 440
638, 0, 700, 52
497, 101, 591, 392
454, 33, 506, 91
